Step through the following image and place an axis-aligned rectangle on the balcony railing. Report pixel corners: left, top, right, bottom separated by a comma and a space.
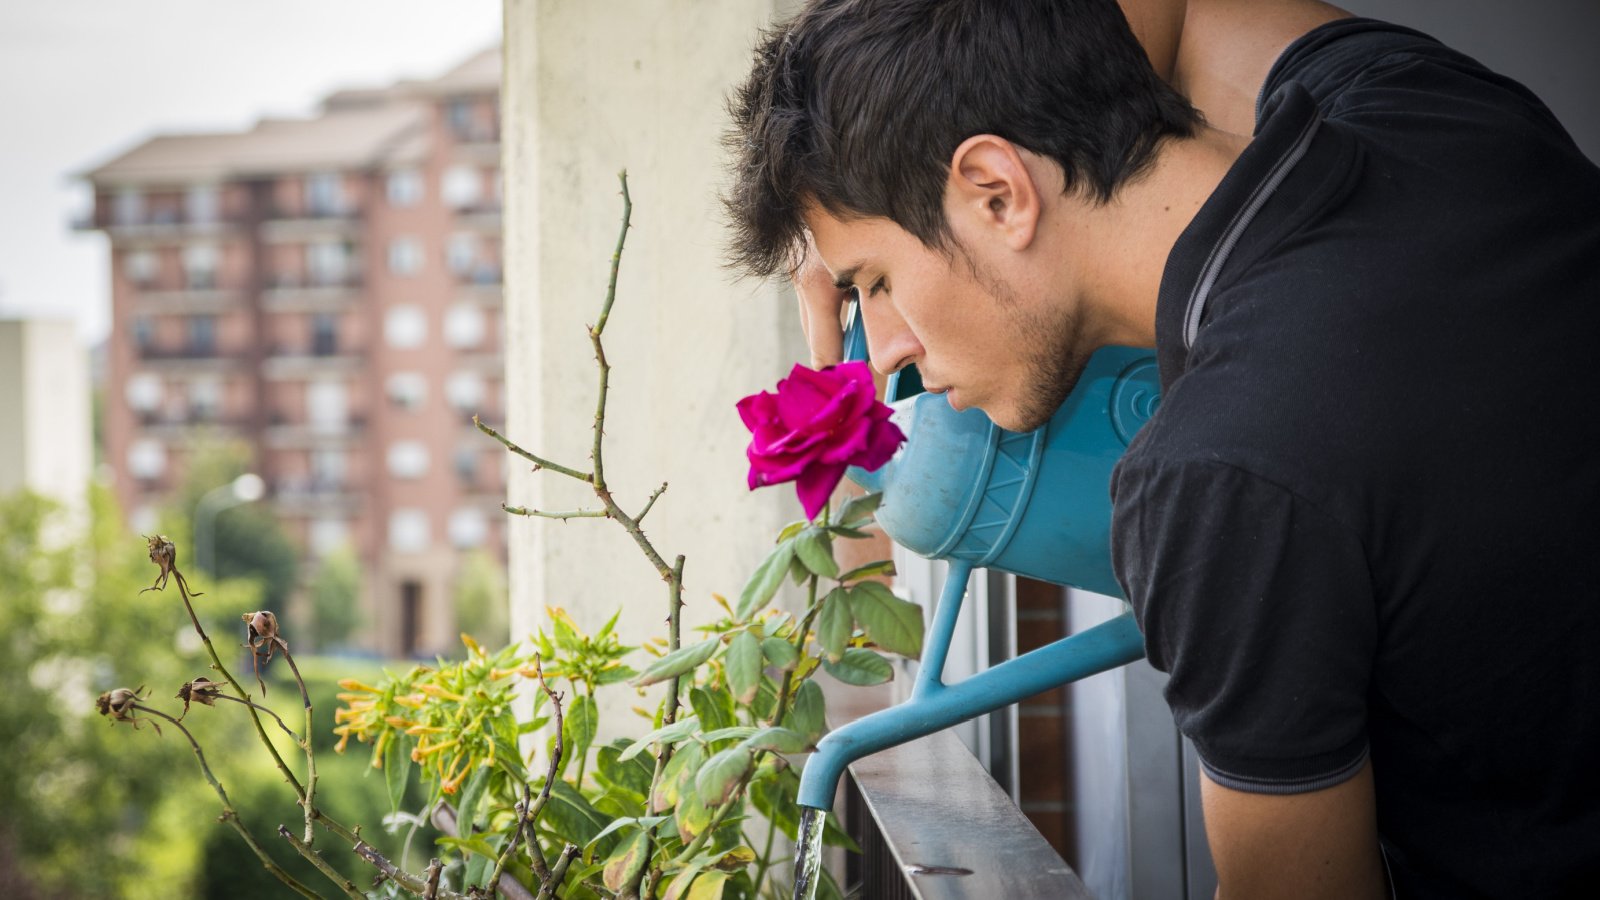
83, 209, 242, 233
821, 678, 1093, 899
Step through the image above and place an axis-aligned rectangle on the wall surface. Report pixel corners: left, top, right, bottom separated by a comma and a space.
502, 0, 805, 734
0, 319, 92, 512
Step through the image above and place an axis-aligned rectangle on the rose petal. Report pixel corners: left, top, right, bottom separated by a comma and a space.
795, 462, 847, 521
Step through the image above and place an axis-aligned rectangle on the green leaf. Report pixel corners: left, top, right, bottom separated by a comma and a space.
822, 811, 861, 852
777, 519, 809, 542
602, 829, 651, 892
564, 692, 599, 767
383, 734, 410, 814
663, 867, 703, 900
826, 525, 873, 539
463, 834, 498, 888
596, 739, 655, 797
699, 725, 760, 744
695, 747, 754, 807
848, 582, 924, 659
788, 552, 811, 586
725, 631, 763, 705
654, 742, 705, 812
456, 764, 491, 841
814, 587, 852, 663
620, 715, 700, 762
690, 687, 737, 734
821, 648, 894, 686
838, 559, 896, 583
750, 770, 801, 839
835, 491, 883, 526
793, 528, 839, 579
676, 781, 713, 842
740, 726, 812, 754
686, 869, 730, 900
761, 637, 799, 671
543, 780, 615, 855
737, 540, 795, 621
634, 638, 721, 686
784, 679, 826, 741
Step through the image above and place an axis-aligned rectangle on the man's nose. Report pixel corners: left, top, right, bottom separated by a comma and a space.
861, 300, 921, 377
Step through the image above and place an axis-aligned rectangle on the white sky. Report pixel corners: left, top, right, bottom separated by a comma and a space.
0, 0, 502, 346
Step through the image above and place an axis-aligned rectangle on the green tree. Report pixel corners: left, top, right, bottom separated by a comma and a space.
453, 548, 509, 649
168, 441, 298, 615
307, 545, 363, 651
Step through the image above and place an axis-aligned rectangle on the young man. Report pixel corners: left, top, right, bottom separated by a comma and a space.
723, 1, 1600, 897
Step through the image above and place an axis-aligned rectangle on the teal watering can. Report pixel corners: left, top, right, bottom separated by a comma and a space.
795, 315, 1161, 811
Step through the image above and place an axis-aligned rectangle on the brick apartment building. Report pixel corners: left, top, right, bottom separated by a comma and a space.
82, 49, 506, 658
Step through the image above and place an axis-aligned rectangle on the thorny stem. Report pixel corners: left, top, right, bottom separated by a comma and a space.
130, 704, 327, 900
588, 171, 633, 496
353, 841, 472, 900
279, 825, 365, 900
475, 415, 593, 484
636, 482, 668, 524
210, 692, 302, 744
535, 845, 581, 900
423, 857, 442, 899
634, 554, 686, 899
503, 505, 609, 519
280, 642, 319, 846
770, 574, 823, 728
751, 815, 779, 898
489, 655, 566, 895
170, 574, 308, 806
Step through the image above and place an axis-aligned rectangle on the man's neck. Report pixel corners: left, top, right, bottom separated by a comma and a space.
1054, 126, 1250, 349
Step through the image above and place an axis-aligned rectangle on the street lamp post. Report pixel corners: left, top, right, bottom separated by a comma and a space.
195, 473, 266, 577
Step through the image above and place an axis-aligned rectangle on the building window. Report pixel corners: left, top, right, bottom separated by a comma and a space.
311, 449, 346, 489
388, 237, 424, 276
387, 169, 423, 207
127, 438, 167, 480
442, 165, 481, 209
187, 316, 216, 355
446, 98, 474, 139
453, 446, 480, 484
309, 518, 349, 557
126, 373, 162, 412
187, 184, 220, 224
389, 511, 429, 554
306, 240, 351, 286
387, 440, 430, 479
183, 243, 218, 290
445, 371, 485, 412
307, 380, 348, 433
384, 305, 427, 349
187, 377, 221, 421
447, 232, 479, 276
386, 372, 427, 410
305, 172, 345, 217
399, 579, 423, 654
124, 249, 158, 287
311, 313, 339, 356
443, 302, 486, 349
448, 508, 488, 548
114, 188, 144, 226
131, 316, 154, 350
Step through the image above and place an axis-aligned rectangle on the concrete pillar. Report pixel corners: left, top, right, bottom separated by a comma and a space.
0, 318, 92, 515
501, 0, 805, 734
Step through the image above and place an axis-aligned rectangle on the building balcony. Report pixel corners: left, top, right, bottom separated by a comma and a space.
136, 344, 241, 370
272, 477, 362, 515
262, 347, 365, 380
80, 210, 242, 239
264, 415, 367, 449
262, 279, 364, 312
128, 286, 243, 313
136, 411, 250, 438
453, 202, 503, 232
261, 209, 364, 241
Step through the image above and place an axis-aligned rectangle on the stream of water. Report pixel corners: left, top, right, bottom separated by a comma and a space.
791, 807, 827, 900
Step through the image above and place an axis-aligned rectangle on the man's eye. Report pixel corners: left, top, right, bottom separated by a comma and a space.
865, 279, 887, 298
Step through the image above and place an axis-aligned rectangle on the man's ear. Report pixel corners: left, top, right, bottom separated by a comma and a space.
948, 135, 1042, 251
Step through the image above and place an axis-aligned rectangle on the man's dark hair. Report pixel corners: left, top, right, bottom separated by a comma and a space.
724, 0, 1201, 278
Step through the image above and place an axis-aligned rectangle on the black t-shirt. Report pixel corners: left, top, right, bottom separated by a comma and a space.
1110, 18, 1600, 898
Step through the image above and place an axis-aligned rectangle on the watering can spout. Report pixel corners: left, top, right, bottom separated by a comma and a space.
796, 561, 1146, 812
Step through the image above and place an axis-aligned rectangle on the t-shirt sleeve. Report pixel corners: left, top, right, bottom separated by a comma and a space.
1110, 457, 1376, 794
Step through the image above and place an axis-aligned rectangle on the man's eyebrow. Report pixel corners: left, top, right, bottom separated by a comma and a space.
831, 265, 860, 291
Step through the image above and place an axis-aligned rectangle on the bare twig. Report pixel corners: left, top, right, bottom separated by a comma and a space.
128, 704, 326, 900
488, 654, 566, 894
635, 482, 668, 524
278, 641, 319, 846
354, 841, 473, 900
535, 845, 581, 900
503, 505, 610, 520
475, 416, 592, 484
280, 826, 365, 900
423, 858, 442, 899
209, 693, 303, 744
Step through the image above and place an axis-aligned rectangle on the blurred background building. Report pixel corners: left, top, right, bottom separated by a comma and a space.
79, 48, 504, 658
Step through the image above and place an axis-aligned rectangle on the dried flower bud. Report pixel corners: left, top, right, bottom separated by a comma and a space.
242, 610, 279, 641
96, 686, 157, 733
176, 677, 224, 718
140, 533, 201, 597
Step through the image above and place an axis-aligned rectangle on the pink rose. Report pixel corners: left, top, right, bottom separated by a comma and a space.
737, 361, 905, 520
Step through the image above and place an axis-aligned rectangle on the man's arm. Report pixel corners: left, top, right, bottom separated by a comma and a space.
1201, 759, 1387, 900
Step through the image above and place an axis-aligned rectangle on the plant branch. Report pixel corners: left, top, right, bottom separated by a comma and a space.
489, 654, 565, 894
279, 826, 365, 900
534, 845, 580, 900
503, 505, 610, 520
279, 641, 319, 845
353, 840, 472, 900
475, 415, 593, 484
587, 170, 633, 495
211, 692, 302, 744
131, 704, 326, 900
770, 574, 823, 728
635, 482, 667, 523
